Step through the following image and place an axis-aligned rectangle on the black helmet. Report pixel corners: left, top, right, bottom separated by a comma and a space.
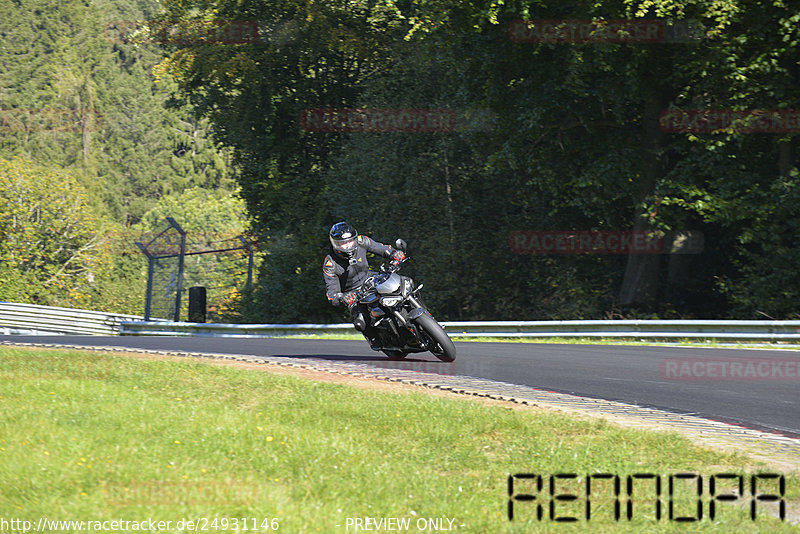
329, 221, 358, 258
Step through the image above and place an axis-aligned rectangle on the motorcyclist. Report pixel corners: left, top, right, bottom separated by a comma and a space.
323, 221, 406, 350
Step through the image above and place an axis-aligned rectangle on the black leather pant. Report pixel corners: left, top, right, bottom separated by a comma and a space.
351, 303, 378, 340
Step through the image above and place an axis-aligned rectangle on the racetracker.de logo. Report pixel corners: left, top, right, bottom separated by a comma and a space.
508, 19, 704, 44
0, 108, 103, 132
104, 20, 260, 45
509, 231, 664, 255
661, 358, 800, 381
104, 480, 262, 506
660, 109, 800, 133
300, 108, 456, 133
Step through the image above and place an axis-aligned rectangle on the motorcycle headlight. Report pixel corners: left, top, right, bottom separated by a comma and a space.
380, 296, 402, 307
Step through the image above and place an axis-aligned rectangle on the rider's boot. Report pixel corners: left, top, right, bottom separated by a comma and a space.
365, 333, 381, 351
363, 327, 381, 351
353, 307, 380, 350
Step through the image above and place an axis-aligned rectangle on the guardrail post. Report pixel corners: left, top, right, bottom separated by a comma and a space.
137, 242, 155, 321
240, 236, 254, 290
167, 217, 187, 322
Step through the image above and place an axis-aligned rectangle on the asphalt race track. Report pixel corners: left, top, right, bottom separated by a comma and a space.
1, 335, 798, 438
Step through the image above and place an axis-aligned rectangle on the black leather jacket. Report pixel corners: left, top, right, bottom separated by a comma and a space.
323, 235, 395, 303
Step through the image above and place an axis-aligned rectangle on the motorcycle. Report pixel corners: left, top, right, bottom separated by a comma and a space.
355, 239, 456, 362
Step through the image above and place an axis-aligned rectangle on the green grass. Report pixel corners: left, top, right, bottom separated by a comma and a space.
0, 347, 797, 533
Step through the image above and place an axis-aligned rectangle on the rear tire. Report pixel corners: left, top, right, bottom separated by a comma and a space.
413, 312, 456, 362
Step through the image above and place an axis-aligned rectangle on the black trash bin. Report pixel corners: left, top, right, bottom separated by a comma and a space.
188, 286, 207, 323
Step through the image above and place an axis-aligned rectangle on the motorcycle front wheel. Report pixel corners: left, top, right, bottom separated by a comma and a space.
414, 312, 456, 362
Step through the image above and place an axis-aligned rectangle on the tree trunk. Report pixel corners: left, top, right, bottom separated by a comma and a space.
778, 52, 798, 178
619, 81, 669, 309
778, 139, 794, 178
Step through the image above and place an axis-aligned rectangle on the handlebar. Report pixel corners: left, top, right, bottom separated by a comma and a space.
384, 255, 408, 274
356, 277, 375, 299
356, 257, 408, 299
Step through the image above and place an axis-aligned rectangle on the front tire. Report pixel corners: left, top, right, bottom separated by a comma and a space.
414, 312, 456, 362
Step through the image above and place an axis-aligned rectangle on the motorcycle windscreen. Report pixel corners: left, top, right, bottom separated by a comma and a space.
375, 273, 402, 294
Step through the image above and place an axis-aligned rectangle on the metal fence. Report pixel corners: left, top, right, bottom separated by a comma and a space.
0, 302, 144, 335
136, 217, 255, 322
136, 217, 186, 321
119, 319, 800, 341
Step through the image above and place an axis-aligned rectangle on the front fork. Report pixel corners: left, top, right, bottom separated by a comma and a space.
374, 293, 428, 347
404, 294, 430, 346
407, 294, 424, 311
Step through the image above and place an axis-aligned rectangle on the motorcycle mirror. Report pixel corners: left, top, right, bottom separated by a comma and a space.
395, 238, 407, 252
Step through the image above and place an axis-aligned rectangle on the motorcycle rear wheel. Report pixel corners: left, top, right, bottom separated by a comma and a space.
414, 312, 456, 362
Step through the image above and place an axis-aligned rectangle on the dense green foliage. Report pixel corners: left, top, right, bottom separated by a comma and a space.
0, 0, 240, 314
155, 0, 798, 321
0, 0, 237, 224
1, 0, 797, 320
0, 157, 109, 306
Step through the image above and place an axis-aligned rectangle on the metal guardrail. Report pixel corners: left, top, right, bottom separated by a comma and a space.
441, 320, 800, 340
0, 302, 144, 335
2, 300, 796, 340
119, 319, 800, 341
120, 321, 354, 337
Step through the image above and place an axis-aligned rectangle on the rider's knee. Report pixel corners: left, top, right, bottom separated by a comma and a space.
353, 312, 367, 332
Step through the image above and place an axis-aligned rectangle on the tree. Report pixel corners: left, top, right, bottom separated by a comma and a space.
0, 157, 111, 306
154, 0, 800, 321
0, 0, 237, 226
